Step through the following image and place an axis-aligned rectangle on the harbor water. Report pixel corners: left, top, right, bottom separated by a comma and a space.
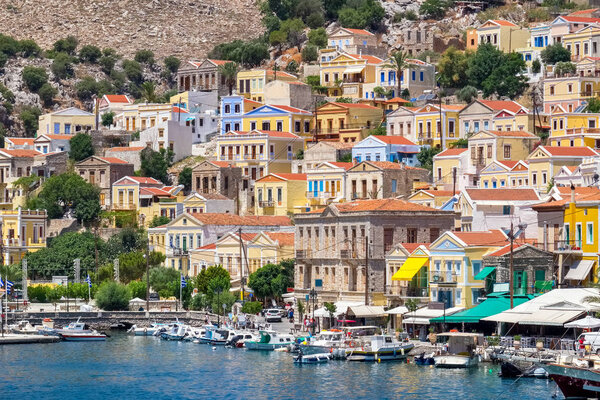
0, 332, 560, 399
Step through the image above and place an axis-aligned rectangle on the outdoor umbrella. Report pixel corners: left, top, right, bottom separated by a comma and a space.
565, 315, 600, 329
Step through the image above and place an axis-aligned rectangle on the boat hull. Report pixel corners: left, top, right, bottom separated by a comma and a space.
294, 353, 331, 364
546, 364, 600, 399
245, 342, 290, 351
434, 355, 479, 368
60, 334, 106, 341
299, 344, 335, 355
347, 345, 414, 362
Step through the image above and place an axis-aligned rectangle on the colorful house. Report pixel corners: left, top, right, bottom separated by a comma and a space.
432, 148, 472, 191
413, 103, 463, 148
362, 58, 436, 100
527, 146, 599, 192
478, 160, 530, 189
182, 192, 235, 215
408, 189, 456, 209
0, 208, 47, 265
220, 96, 262, 134
254, 173, 308, 216
466, 20, 530, 53
387, 243, 430, 305
467, 130, 539, 173
306, 161, 353, 209
237, 69, 298, 103
562, 24, 600, 62
319, 53, 383, 98
37, 107, 95, 136
458, 99, 530, 136
543, 75, 600, 114
549, 110, 600, 148
240, 104, 313, 135
315, 102, 383, 143
351, 135, 420, 166
111, 176, 176, 226
176, 59, 231, 95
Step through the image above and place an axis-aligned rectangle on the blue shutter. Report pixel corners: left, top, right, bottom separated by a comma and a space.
54, 123, 60, 134
309, 181, 313, 191
319, 181, 324, 192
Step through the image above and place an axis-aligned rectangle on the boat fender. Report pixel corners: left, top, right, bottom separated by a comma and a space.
330, 348, 333, 353
350, 341, 356, 348
401, 348, 405, 355
144, 328, 147, 333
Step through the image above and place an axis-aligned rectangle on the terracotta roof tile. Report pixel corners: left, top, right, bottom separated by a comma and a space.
342, 28, 374, 36
479, 100, 525, 113
497, 160, 519, 169
121, 176, 162, 185
106, 146, 145, 152
140, 187, 171, 196
209, 161, 237, 168
208, 59, 229, 66
264, 232, 295, 246
98, 157, 129, 164
385, 97, 411, 104
434, 148, 468, 157
374, 135, 417, 146
333, 198, 441, 213
327, 162, 354, 170
486, 130, 537, 138
486, 243, 529, 257
328, 102, 380, 110
346, 54, 384, 64
0, 149, 42, 157
560, 16, 600, 23
189, 213, 292, 226
453, 230, 507, 246
271, 104, 311, 114
5, 137, 34, 145
569, 8, 599, 15
104, 95, 131, 104
367, 161, 422, 170
399, 242, 430, 253
466, 188, 540, 201
491, 19, 518, 26
197, 243, 217, 250
539, 146, 599, 157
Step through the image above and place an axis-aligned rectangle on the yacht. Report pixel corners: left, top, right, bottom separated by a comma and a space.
60, 330, 107, 341
434, 332, 481, 368
245, 330, 295, 351
346, 334, 414, 361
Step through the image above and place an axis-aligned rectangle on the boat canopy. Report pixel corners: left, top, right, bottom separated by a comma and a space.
392, 257, 427, 281
429, 293, 533, 324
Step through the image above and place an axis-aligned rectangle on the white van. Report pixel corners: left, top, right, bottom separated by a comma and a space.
577, 332, 600, 354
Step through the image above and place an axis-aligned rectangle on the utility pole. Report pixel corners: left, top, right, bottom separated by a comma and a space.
145, 243, 150, 318
364, 235, 369, 306
439, 95, 444, 149
314, 98, 319, 144
239, 227, 246, 302
452, 167, 457, 196
94, 224, 99, 276
509, 221, 514, 309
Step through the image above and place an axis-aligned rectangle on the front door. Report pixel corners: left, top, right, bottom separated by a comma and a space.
438, 289, 453, 309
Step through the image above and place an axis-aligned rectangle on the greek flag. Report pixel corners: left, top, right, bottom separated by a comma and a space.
0, 276, 3, 288
85, 274, 92, 288
180, 275, 187, 288
6, 280, 13, 293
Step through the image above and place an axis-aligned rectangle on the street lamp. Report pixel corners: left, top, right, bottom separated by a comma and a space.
309, 288, 317, 335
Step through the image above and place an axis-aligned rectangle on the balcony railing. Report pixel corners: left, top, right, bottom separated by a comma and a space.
385, 285, 428, 298
565, 127, 600, 135
554, 240, 583, 252
430, 270, 458, 284
340, 249, 357, 259
171, 248, 189, 257
259, 200, 275, 207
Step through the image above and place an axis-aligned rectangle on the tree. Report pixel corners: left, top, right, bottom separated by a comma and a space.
140, 147, 173, 184
457, 85, 478, 103
269, 30, 287, 50
18, 39, 41, 58
302, 44, 318, 62
36, 173, 101, 223
75, 76, 99, 101
19, 106, 41, 136
79, 45, 102, 63
437, 46, 470, 89
149, 215, 170, 228
140, 81, 158, 103
338, 0, 385, 31
554, 61, 576, 77
13, 174, 40, 203
383, 50, 410, 98
306, 12, 325, 29
324, 302, 336, 323
450, 138, 469, 148
95, 281, 131, 311
541, 43, 571, 65
285, 60, 299, 73
69, 133, 94, 161
241, 301, 262, 314
99, 55, 116, 75
122, 59, 143, 83
194, 266, 231, 295
482, 52, 528, 99
586, 97, 600, 113
280, 18, 305, 47
248, 263, 290, 300
531, 59, 542, 74
149, 266, 179, 294
420, 0, 451, 19
102, 111, 115, 127
417, 146, 442, 171
51, 53, 74, 80
218, 62, 239, 96
178, 167, 192, 193
164, 56, 181, 74
38, 83, 57, 107
467, 43, 504, 90
53, 36, 78, 55
297, 299, 306, 321
22, 66, 48, 92
134, 49, 155, 65
127, 280, 146, 299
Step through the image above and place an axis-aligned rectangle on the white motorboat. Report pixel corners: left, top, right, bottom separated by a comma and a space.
346, 334, 414, 361
434, 332, 482, 368
197, 325, 218, 344
128, 323, 167, 336
299, 330, 346, 355
294, 352, 331, 364
10, 320, 39, 334
161, 323, 188, 340
184, 326, 204, 341
231, 332, 260, 348
54, 318, 92, 336
245, 330, 295, 351
60, 330, 107, 341
210, 328, 237, 345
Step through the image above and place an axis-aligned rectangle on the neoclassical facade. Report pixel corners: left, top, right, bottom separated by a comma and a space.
177, 59, 230, 95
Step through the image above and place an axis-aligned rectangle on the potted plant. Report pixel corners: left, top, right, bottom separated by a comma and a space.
513, 335, 522, 350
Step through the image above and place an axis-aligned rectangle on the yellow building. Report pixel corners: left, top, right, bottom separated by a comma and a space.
527, 146, 599, 192
468, 130, 539, 170
37, 107, 95, 136
241, 104, 313, 135
549, 111, 600, 148
387, 243, 430, 304
562, 24, 600, 62
319, 53, 383, 98
543, 75, 600, 114
413, 103, 464, 148
237, 69, 298, 103
427, 230, 506, 309
189, 231, 294, 278
315, 102, 383, 143
408, 189, 456, 209
215, 130, 303, 180
478, 160, 530, 189
306, 161, 353, 209
119, 103, 173, 132
254, 173, 308, 216
0, 208, 47, 265
432, 148, 471, 190
466, 20, 530, 53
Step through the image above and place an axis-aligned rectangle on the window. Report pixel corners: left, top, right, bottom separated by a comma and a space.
503, 145, 511, 159
276, 121, 283, 131
456, 289, 462, 305
250, 121, 256, 131
234, 104, 240, 113
503, 205, 511, 215
567, 83, 573, 93
419, 71, 424, 81
407, 227, 417, 243
448, 120, 455, 136
487, 144, 492, 158
294, 120, 301, 133
550, 86, 555, 95
474, 121, 480, 132
542, 172, 547, 184
455, 261, 461, 275
577, 223, 583, 247
224, 104, 231, 114
587, 222, 594, 245
391, 179, 397, 193
472, 288, 481, 305
590, 119, 597, 129
304, 121, 310, 133
472, 260, 482, 277
532, 173, 537, 186
430, 228, 439, 243
277, 188, 282, 203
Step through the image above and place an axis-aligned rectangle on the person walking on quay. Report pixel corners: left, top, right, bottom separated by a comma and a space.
303, 316, 308, 332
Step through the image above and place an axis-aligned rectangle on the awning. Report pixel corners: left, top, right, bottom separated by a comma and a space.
386, 306, 409, 315
403, 317, 433, 325
348, 305, 386, 318
185, 116, 195, 121
520, 309, 584, 326
474, 266, 496, 280
429, 294, 533, 324
392, 257, 427, 281
344, 65, 365, 74
565, 260, 595, 281
535, 280, 553, 292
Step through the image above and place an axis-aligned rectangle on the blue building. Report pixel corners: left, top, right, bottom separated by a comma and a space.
351, 135, 421, 167
220, 96, 261, 134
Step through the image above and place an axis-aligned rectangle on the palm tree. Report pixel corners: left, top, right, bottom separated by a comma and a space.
140, 81, 158, 103
383, 49, 411, 98
218, 62, 239, 95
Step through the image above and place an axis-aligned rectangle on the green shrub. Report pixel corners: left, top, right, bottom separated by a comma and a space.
0, 34, 20, 56
79, 45, 102, 63
69, 132, 94, 161
306, 12, 325, 29
75, 76, 99, 101
308, 27, 327, 48
0, 53, 7, 68
18, 39, 41, 58
95, 281, 131, 311
19, 106, 41, 135
163, 55, 181, 74
241, 301, 262, 314
22, 66, 48, 92
38, 83, 57, 107
53, 36, 78, 55
134, 49, 155, 65
301, 44, 318, 62
122, 59, 143, 83
0, 83, 15, 103
420, 0, 451, 19
99, 55, 116, 75
51, 53, 74, 80
101, 111, 115, 127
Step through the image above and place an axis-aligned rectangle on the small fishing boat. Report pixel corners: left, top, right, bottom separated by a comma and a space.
210, 328, 237, 345
196, 325, 218, 344
546, 362, 600, 398
434, 333, 482, 368
229, 332, 259, 348
10, 320, 39, 334
128, 323, 166, 336
299, 330, 346, 355
245, 330, 295, 351
60, 330, 107, 341
161, 323, 187, 340
294, 351, 331, 364
346, 335, 414, 362
499, 362, 548, 379
414, 353, 436, 366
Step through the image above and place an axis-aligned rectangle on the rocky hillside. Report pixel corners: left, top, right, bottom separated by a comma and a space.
0, 0, 263, 59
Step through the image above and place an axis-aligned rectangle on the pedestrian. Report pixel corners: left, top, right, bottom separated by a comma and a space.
205, 314, 209, 325
303, 316, 308, 332
579, 337, 586, 357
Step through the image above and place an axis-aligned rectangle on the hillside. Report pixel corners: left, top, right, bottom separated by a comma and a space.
0, 0, 263, 59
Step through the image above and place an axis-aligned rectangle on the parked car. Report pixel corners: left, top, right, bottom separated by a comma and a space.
265, 309, 283, 322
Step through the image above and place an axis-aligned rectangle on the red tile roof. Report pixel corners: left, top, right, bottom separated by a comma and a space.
271, 173, 307, 181
486, 243, 528, 257
435, 148, 468, 157
328, 162, 354, 170
140, 187, 171, 196
265, 69, 297, 79
121, 176, 162, 185
347, 54, 384, 64
453, 230, 507, 246
172, 106, 187, 113
228, 130, 300, 139
98, 157, 129, 164
271, 104, 311, 114
5, 137, 34, 145
539, 146, 598, 157
487, 130, 537, 138
569, 8, 599, 15
421, 190, 455, 197
106, 146, 145, 152
329, 102, 380, 110
264, 232, 295, 246
342, 28, 374, 36
560, 16, 600, 23
466, 188, 540, 201
334, 198, 440, 213
39, 134, 74, 140
497, 160, 519, 169
189, 213, 292, 226
208, 59, 229, 66
374, 135, 417, 146
209, 161, 236, 168
399, 243, 430, 253
479, 100, 524, 113
556, 186, 600, 196
491, 19, 517, 27
104, 94, 131, 104
197, 243, 217, 250
385, 97, 411, 104
1, 149, 42, 157
367, 161, 423, 170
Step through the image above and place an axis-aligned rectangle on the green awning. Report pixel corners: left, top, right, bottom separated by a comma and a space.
474, 266, 496, 280
535, 280, 553, 293
429, 293, 533, 324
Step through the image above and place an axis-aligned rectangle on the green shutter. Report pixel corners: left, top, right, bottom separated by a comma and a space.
535, 269, 545, 282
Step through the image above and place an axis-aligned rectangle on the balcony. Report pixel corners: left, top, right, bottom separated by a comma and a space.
554, 240, 583, 253
112, 204, 137, 210
385, 285, 428, 298
296, 250, 312, 259
259, 200, 278, 208
565, 128, 600, 135
340, 249, 357, 259
171, 248, 189, 257
430, 270, 458, 285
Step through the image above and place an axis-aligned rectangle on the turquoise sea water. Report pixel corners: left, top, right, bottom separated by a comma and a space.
0, 333, 561, 399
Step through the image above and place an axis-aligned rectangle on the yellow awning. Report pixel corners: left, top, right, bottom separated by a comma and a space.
392, 257, 428, 281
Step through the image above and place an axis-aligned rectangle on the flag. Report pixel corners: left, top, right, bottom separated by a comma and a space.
0, 276, 3, 288
180, 274, 187, 288
85, 274, 92, 288
6, 280, 13, 294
